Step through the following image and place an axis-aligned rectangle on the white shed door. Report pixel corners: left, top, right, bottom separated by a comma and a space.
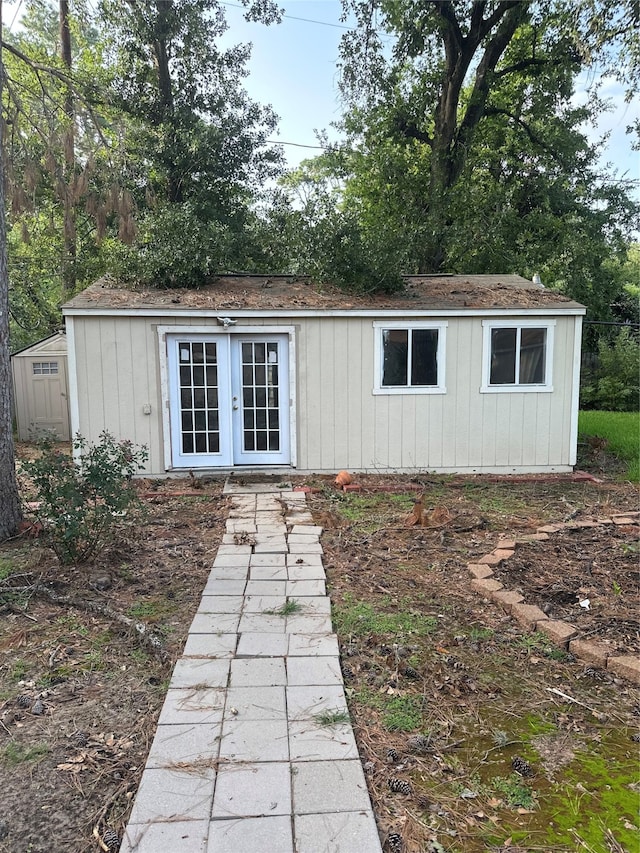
167, 334, 290, 468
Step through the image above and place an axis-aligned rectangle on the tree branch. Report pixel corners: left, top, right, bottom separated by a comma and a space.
485, 106, 569, 165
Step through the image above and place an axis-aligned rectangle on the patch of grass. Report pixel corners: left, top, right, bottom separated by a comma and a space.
469, 626, 494, 642
127, 600, 175, 620
314, 709, 351, 726
55, 614, 89, 636
578, 410, 639, 481
354, 687, 424, 732
333, 597, 436, 639
1, 742, 50, 766
0, 558, 16, 581
9, 660, 28, 682
383, 695, 423, 731
461, 483, 528, 514
492, 774, 537, 809
264, 598, 303, 617
514, 633, 570, 661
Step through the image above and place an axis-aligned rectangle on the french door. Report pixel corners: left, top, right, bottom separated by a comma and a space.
167, 333, 290, 467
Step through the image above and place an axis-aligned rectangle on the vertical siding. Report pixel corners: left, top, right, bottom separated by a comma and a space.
70, 310, 580, 474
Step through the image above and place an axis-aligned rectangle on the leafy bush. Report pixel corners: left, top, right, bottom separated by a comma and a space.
581, 328, 640, 412
107, 203, 231, 288
23, 432, 148, 564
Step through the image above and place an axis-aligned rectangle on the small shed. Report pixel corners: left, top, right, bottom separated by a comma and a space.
11, 332, 71, 441
62, 275, 585, 476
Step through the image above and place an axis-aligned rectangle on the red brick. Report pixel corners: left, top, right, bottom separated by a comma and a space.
489, 589, 524, 611
537, 524, 564, 534
467, 563, 494, 579
478, 553, 503, 566
496, 539, 517, 551
342, 484, 362, 493
535, 620, 578, 647
471, 578, 504, 595
493, 548, 515, 560
569, 639, 610, 669
511, 603, 548, 629
607, 655, 640, 685
517, 532, 549, 542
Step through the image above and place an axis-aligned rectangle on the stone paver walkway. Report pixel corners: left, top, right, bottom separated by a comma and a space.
121, 483, 383, 853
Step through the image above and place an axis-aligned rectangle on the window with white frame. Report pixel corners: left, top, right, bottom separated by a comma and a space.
374, 322, 447, 394
32, 361, 59, 375
482, 320, 554, 392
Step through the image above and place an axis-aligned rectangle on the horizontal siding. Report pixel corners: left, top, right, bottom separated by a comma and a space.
70, 312, 579, 475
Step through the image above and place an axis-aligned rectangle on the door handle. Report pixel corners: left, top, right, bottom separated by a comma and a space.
233, 404, 239, 410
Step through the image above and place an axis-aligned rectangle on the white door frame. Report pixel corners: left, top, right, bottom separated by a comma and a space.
158, 325, 296, 470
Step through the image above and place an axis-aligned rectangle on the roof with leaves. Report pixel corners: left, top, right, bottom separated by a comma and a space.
63, 274, 584, 313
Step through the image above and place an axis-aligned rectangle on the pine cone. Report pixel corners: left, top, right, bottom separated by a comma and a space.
511, 756, 533, 777
630, 733, 640, 743
387, 831, 403, 852
402, 666, 419, 680
71, 730, 89, 747
16, 695, 32, 709
102, 827, 120, 851
407, 733, 432, 754
386, 747, 400, 763
388, 777, 412, 795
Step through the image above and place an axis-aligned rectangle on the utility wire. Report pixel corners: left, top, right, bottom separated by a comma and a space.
219, 1, 355, 30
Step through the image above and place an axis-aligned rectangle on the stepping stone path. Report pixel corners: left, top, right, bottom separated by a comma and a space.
121, 482, 383, 853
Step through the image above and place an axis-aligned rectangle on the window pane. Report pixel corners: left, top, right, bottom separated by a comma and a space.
268, 433, 280, 451
519, 328, 546, 384
382, 329, 408, 386
205, 343, 216, 362
181, 412, 193, 431
182, 434, 194, 454
411, 329, 438, 385
256, 431, 268, 451
192, 343, 204, 363
490, 328, 516, 384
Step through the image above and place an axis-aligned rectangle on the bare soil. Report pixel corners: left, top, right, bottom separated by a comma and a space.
0, 453, 638, 853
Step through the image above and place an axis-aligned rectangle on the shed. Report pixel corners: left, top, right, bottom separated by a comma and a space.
11, 332, 71, 441
62, 275, 585, 476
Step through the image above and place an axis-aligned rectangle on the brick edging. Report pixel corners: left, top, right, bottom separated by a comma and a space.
466, 512, 640, 685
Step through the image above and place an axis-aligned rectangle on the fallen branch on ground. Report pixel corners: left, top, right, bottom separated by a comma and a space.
33, 585, 169, 663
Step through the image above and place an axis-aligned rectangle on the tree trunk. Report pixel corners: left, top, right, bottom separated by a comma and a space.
425, 1, 531, 271
60, 0, 76, 298
0, 3, 23, 540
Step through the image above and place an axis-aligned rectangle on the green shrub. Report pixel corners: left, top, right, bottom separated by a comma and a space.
23, 432, 148, 564
581, 328, 639, 412
107, 203, 231, 288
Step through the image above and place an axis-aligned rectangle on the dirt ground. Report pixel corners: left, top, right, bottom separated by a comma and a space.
0, 450, 638, 853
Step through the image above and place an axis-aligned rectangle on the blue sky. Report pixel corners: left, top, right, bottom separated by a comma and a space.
219, 0, 638, 197
5, 0, 638, 192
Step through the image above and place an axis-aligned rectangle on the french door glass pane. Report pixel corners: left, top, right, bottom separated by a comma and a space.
241, 341, 281, 453
178, 340, 221, 455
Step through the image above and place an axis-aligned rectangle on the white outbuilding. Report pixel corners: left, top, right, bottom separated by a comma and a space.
11, 331, 71, 441
61, 274, 585, 476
